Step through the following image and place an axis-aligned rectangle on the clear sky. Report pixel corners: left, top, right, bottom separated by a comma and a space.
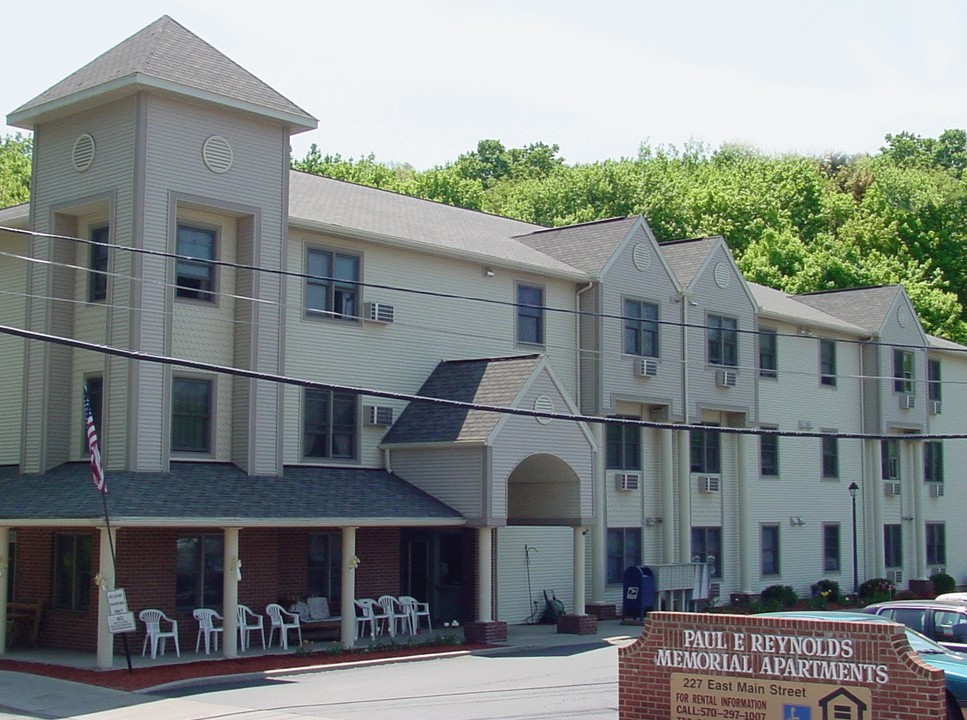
4, 0, 966, 169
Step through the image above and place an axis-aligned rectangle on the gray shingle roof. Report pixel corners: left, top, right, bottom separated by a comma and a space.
793, 285, 903, 334
513, 216, 640, 275
383, 355, 543, 444
8, 16, 316, 131
749, 282, 867, 335
289, 172, 586, 277
0, 463, 461, 524
659, 237, 721, 287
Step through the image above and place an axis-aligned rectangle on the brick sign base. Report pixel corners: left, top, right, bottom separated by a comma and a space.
619, 612, 947, 720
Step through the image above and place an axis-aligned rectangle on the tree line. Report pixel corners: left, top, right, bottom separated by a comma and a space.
3, 130, 966, 343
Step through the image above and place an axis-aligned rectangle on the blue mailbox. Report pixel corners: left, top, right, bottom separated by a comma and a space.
622, 565, 656, 621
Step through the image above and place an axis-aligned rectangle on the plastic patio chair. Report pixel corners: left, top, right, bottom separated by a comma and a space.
139, 608, 180, 659
266, 603, 303, 650
354, 599, 389, 639
237, 604, 266, 651
192, 608, 224, 655
377, 595, 411, 636
399, 595, 432, 633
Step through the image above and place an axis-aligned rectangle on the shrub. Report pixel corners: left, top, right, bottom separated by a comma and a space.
932, 572, 956, 596
760, 584, 798, 608
811, 579, 844, 604
858, 577, 895, 603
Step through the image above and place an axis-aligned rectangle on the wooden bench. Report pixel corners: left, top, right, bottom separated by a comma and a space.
301, 618, 341, 642
6, 601, 44, 648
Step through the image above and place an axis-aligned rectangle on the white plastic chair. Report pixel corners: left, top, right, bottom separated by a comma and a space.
139, 608, 180, 659
355, 598, 389, 639
192, 608, 223, 655
377, 595, 411, 636
237, 604, 266, 651
266, 603, 303, 650
399, 595, 432, 633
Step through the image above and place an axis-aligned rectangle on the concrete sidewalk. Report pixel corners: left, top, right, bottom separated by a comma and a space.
0, 620, 640, 719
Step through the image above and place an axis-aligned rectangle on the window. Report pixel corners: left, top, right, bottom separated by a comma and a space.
308, 533, 342, 601
607, 528, 641, 584
707, 315, 737, 367
82, 376, 103, 455
819, 339, 837, 386
761, 525, 780, 576
881, 439, 899, 480
517, 284, 544, 345
884, 524, 902, 568
821, 436, 839, 479
759, 328, 777, 378
6, 531, 15, 603
760, 430, 779, 477
823, 523, 841, 572
175, 225, 216, 301
924, 441, 944, 483
176, 535, 224, 610
606, 418, 641, 471
172, 378, 213, 453
926, 522, 946, 566
304, 389, 358, 460
623, 299, 659, 357
306, 248, 360, 319
929, 360, 942, 402
88, 226, 109, 302
691, 527, 722, 579
53, 533, 92, 611
690, 427, 721, 474
893, 349, 914, 394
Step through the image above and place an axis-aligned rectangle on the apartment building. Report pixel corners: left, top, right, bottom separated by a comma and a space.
0, 16, 962, 663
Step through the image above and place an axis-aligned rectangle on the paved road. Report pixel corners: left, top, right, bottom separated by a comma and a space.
0, 641, 619, 720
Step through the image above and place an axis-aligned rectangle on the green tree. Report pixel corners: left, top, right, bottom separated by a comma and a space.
0, 134, 32, 207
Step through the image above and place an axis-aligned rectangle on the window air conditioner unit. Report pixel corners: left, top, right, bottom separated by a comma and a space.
886, 569, 903, 584
899, 394, 915, 410
698, 475, 721, 493
716, 369, 737, 388
884, 481, 901, 497
635, 358, 658, 378
615, 472, 640, 491
364, 302, 395, 323
929, 483, 945, 498
364, 405, 393, 427
931, 400, 942, 415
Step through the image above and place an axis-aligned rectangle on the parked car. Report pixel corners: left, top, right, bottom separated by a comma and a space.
762, 611, 967, 720
863, 600, 967, 653
938, 593, 967, 604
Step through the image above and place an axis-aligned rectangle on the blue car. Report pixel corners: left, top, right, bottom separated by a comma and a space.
762, 610, 967, 720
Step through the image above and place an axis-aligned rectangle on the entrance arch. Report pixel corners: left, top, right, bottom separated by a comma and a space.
506, 453, 582, 525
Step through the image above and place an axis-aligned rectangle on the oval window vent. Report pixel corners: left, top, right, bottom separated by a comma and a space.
202, 135, 233, 174
713, 262, 730, 289
632, 244, 651, 272
72, 134, 95, 172
896, 307, 908, 327
534, 394, 554, 425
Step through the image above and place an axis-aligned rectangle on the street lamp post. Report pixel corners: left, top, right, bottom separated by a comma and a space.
848, 481, 859, 594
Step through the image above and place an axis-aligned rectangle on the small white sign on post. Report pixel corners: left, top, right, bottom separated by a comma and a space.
105, 587, 134, 634
107, 611, 136, 634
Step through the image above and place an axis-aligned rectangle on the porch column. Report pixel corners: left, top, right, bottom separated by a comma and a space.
677, 427, 691, 563
477, 527, 493, 622
0, 527, 8, 654
736, 432, 751, 593
572, 527, 586, 615
340, 526, 357, 649
95, 526, 116, 669
590, 424, 606, 604
911, 440, 926, 579
222, 527, 239, 658
660, 428, 675, 563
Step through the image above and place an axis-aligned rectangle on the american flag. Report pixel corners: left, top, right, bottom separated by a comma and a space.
83, 389, 106, 494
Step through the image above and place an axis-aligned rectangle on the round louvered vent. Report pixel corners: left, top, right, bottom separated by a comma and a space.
713, 262, 730, 289
534, 394, 554, 425
72, 134, 95, 172
202, 135, 233, 174
632, 243, 651, 272
897, 307, 908, 327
